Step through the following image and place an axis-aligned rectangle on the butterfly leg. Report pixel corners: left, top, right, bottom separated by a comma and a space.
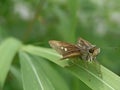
92, 60, 102, 78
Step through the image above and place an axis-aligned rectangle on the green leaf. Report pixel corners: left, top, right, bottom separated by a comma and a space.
22, 45, 120, 90
0, 38, 22, 88
19, 52, 69, 90
3, 66, 23, 90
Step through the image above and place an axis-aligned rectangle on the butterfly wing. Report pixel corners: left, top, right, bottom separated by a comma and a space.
49, 40, 81, 59
77, 37, 95, 49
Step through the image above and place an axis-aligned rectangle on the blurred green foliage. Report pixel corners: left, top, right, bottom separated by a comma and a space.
0, 0, 120, 90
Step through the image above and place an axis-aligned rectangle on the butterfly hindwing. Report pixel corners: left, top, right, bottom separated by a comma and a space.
77, 37, 95, 49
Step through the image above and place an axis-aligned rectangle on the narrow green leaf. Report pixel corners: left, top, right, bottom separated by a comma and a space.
19, 52, 69, 90
22, 45, 120, 90
0, 38, 22, 88
3, 66, 23, 90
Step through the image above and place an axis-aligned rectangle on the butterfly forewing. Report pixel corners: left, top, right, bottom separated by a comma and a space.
49, 40, 81, 59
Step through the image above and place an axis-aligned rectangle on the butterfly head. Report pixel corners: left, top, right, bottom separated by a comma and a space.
88, 46, 100, 60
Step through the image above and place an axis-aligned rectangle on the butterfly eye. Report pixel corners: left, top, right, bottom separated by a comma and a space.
89, 48, 94, 53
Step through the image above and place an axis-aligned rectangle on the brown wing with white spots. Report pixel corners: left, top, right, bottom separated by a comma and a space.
49, 40, 81, 59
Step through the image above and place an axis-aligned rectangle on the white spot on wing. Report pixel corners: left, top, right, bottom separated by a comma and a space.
64, 48, 67, 51
60, 47, 67, 51
61, 47, 64, 50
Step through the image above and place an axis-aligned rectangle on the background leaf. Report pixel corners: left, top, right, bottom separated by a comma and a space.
0, 38, 22, 88
3, 66, 23, 90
